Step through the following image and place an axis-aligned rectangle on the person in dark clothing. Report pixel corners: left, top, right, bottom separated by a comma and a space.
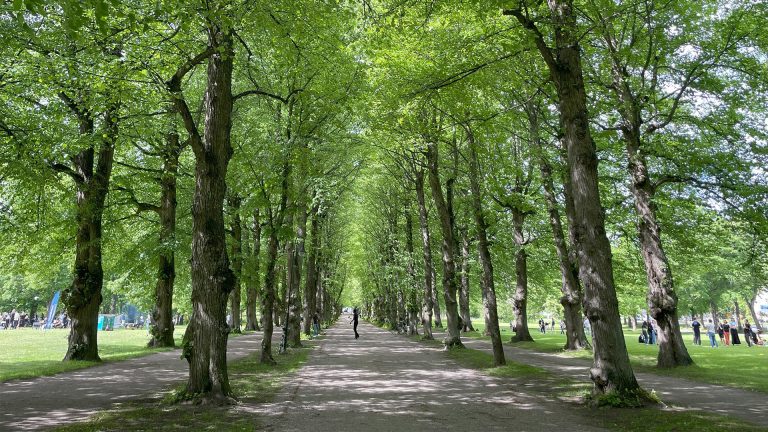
641, 320, 648, 343
744, 320, 753, 347
691, 317, 701, 345
729, 320, 740, 345
312, 313, 320, 337
350, 308, 359, 339
722, 321, 731, 346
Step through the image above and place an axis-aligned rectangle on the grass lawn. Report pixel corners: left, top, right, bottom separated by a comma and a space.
0, 326, 187, 382
464, 319, 768, 393
53, 347, 310, 432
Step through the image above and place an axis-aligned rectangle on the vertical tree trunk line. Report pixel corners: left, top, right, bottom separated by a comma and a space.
303, 206, 320, 336
414, 170, 434, 340
425, 138, 463, 348
506, 2, 641, 396
182, 26, 236, 401
465, 129, 505, 365
458, 229, 475, 332
245, 209, 261, 331
62, 107, 118, 362
510, 209, 534, 343
148, 132, 182, 348
527, 103, 588, 351
228, 194, 242, 334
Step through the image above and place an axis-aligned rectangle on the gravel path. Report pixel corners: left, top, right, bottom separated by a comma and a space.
259, 318, 607, 432
0, 332, 264, 431
436, 330, 768, 427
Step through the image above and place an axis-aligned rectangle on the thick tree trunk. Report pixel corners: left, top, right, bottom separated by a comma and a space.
182, 28, 235, 401
508, 1, 640, 396
530, 105, 588, 350
425, 139, 463, 349
710, 300, 719, 324
149, 132, 181, 348
286, 198, 307, 348
63, 109, 117, 361
510, 211, 534, 343
747, 295, 762, 330
458, 230, 475, 332
466, 133, 504, 365
245, 210, 261, 331
734, 301, 742, 332
228, 195, 242, 334
303, 207, 320, 336
414, 171, 434, 340
260, 227, 280, 365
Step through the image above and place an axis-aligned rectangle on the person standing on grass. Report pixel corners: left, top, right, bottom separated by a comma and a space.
722, 320, 731, 346
641, 320, 649, 343
744, 320, 753, 347
729, 319, 741, 345
692, 317, 701, 345
560, 319, 565, 335
717, 320, 725, 345
349, 308, 359, 339
707, 319, 718, 347
12, 309, 19, 329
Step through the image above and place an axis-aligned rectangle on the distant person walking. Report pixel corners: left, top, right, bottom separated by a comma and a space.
539, 318, 546, 334
744, 320, 753, 347
350, 308, 359, 339
706, 319, 718, 348
641, 320, 649, 344
691, 317, 701, 346
312, 313, 320, 337
559, 320, 565, 335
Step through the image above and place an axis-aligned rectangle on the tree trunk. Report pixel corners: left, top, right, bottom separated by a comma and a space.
182, 27, 235, 401
303, 207, 320, 336
734, 300, 742, 331
432, 267, 443, 328
404, 206, 420, 336
228, 195, 242, 334
458, 230, 475, 332
631, 315, 637, 331
148, 132, 181, 348
414, 170, 434, 340
260, 227, 280, 365
63, 108, 117, 361
507, 1, 640, 395
529, 104, 588, 350
286, 197, 307, 348
710, 300, 719, 324
245, 209, 261, 331
510, 210, 534, 343
425, 139, 463, 349
466, 130, 504, 365
747, 295, 762, 331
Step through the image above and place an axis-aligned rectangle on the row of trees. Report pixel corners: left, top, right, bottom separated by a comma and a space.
0, 1, 361, 401
0, 0, 766, 403
348, 0, 767, 402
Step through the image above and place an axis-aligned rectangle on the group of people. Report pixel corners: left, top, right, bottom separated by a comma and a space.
692, 317, 764, 348
640, 320, 657, 344
1, 310, 69, 330
537, 318, 556, 333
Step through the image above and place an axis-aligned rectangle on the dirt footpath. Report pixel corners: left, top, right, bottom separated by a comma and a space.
0, 333, 263, 431
259, 319, 607, 432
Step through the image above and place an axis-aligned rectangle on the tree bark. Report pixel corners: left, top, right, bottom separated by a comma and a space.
528, 104, 588, 350
425, 139, 463, 349
510, 210, 534, 343
245, 209, 261, 331
458, 229, 475, 332
414, 170, 434, 340
734, 300, 742, 331
148, 132, 182, 348
181, 27, 236, 401
303, 206, 320, 336
260, 225, 280, 365
747, 295, 762, 331
63, 107, 117, 361
228, 195, 242, 334
465, 130, 505, 365
507, 1, 640, 395
285, 196, 307, 348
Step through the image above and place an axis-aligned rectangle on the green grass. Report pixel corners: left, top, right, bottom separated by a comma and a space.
54, 347, 310, 432
592, 407, 768, 431
467, 319, 768, 393
444, 344, 552, 379
0, 326, 188, 382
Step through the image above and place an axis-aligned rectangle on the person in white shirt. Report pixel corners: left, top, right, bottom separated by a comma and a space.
706, 319, 718, 347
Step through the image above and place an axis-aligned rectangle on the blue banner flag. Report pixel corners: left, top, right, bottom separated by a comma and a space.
44, 291, 61, 330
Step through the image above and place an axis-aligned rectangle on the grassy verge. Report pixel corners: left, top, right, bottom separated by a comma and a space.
438, 331, 763, 431
53, 346, 310, 432
0, 326, 258, 382
467, 320, 768, 394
